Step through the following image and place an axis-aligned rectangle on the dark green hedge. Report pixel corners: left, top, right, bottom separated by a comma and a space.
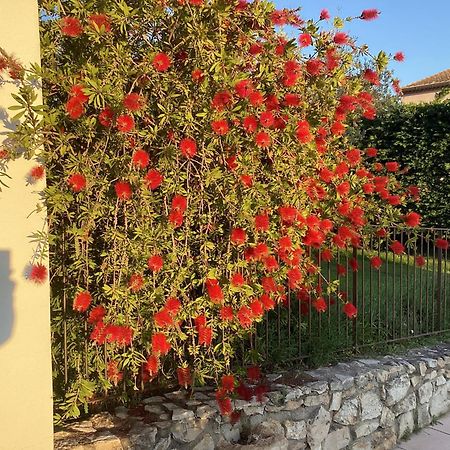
357, 101, 450, 228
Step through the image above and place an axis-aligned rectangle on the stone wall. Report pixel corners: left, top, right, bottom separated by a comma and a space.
55, 342, 450, 450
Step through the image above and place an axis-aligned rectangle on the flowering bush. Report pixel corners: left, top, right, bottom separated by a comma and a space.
1, 1, 435, 420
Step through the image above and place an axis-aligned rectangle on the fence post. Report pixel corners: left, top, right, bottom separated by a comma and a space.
352, 246, 358, 349
436, 247, 443, 330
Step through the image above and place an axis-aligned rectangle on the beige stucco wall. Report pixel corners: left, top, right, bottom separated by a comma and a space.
0, 1, 53, 449
402, 88, 450, 104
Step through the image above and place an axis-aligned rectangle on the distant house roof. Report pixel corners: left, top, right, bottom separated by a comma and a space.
402, 68, 450, 94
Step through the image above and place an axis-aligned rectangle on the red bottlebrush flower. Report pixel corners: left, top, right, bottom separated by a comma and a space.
260, 111, 275, 128
319, 167, 334, 184
408, 185, 420, 199
145, 169, 163, 190
248, 90, 264, 107
361, 9, 380, 20
243, 116, 258, 134
152, 53, 171, 72
237, 306, 253, 328
370, 256, 383, 270
416, 255, 426, 267
29, 263, 47, 284
211, 119, 229, 135
231, 272, 245, 287
168, 210, 184, 228
390, 240, 405, 255
128, 273, 144, 292
313, 297, 327, 313
388, 195, 401, 206
116, 114, 135, 133
235, 79, 253, 98
123, 93, 144, 111
385, 161, 399, 172
179, 138, 197, 159
247, 365, 261, 382
66, 97, 84, 119
255, 214, 270, 232
73, 291, 92, 312
195, 315, 207, 331
364, 69, 380, 85
132, 149, 150, 169
221, 375, 235, 393
198, 326, 213, 346
249, 42, 263, 55
279, 205, 298, 226
146, 354, 159, 376
376, 228, 387, 238
335, 162, 349, 177
337, 264, 347, 277
343, 302, 358, 318
99, 107, 114, 127
152, 332, 171, 355
220, 306, 234, 321
70, 85, 89, 103
212, 90, 233, 110
148, 254, 163, 272
331, 121, 346, 136
296, 120, 312, 143
284, 93, 301, 107
162, 298, 179, 316
240, 174, 253, 187
154, 309, 174, 328
404, 212, 421, 227
60, 17, 83, 37
114, 181, 132, 200
299, 33, 312, 47
206, 278, 224, 303
107, 360, 123, 386
177, 367, 192, 388
436, 238, 449, 250
394, 52, 405, 62
89, 14, 111, 32
346, 148, 361, 166
236, 381, 253, 401
88, 305, 106, 324
226, 155, 238, 171
349, 257, 359, 272
334, 32, 349, 45
306, 59, 324, 76
261, 277, 278, 293
231, 228, 246, 245
320, 9, 330, 20
172, 194, 187, 212
287, 268, 302, 289
263, 255, 278, 272
216, 391, 233, 416
321, 248, 333, 262
68, 173, 86, 192
254, 242, 269, 260
249, 299, 264, 318
106, 325, 133, 346
29, 165, 45, 181
336, 181, 350, 196
260, 293, 275, 311
255, 131, 271, 148
191, 68, 204, 82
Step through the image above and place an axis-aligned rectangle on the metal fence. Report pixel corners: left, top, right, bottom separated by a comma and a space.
249, 227, 450, 367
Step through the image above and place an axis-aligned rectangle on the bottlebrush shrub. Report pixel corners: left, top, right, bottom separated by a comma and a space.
1, 1, 426, 421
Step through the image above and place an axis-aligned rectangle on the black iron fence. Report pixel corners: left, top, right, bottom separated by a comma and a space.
249, 227, 450, 367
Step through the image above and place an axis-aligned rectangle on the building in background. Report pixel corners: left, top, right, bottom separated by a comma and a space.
402, 68, 450, 104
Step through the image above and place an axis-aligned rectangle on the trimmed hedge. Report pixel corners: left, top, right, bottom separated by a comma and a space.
358, 101, 450, 228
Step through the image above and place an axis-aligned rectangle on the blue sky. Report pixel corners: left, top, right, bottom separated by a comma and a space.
275, 0, 450, 86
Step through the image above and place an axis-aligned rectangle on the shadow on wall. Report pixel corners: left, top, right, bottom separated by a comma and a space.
0, 251, 14, 346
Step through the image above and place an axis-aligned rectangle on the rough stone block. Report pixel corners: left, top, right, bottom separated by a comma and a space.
354, 419, 380, 438
380, 407, 395, 429
283, 420, 306, 440
193, 434, 215, 450
397, 411, 414, 438
333, 398, 359, 425
306, 406, 331, 449
360, 391, 382, 420
392, 393, 416, 416
322, 426, 351, 450
418, 382, 433, 404
417, 403, 431, 428
385, 374, 410, 406
330, 391, 342, 411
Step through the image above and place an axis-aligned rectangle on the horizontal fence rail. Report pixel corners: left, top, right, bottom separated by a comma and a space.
249, 227, 450, 367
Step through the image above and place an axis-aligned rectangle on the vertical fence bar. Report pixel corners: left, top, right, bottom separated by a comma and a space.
436, 246, 443, 331
352, 246, 358, 349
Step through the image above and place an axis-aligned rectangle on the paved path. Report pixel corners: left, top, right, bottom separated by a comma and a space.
396, 413, 450, 449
